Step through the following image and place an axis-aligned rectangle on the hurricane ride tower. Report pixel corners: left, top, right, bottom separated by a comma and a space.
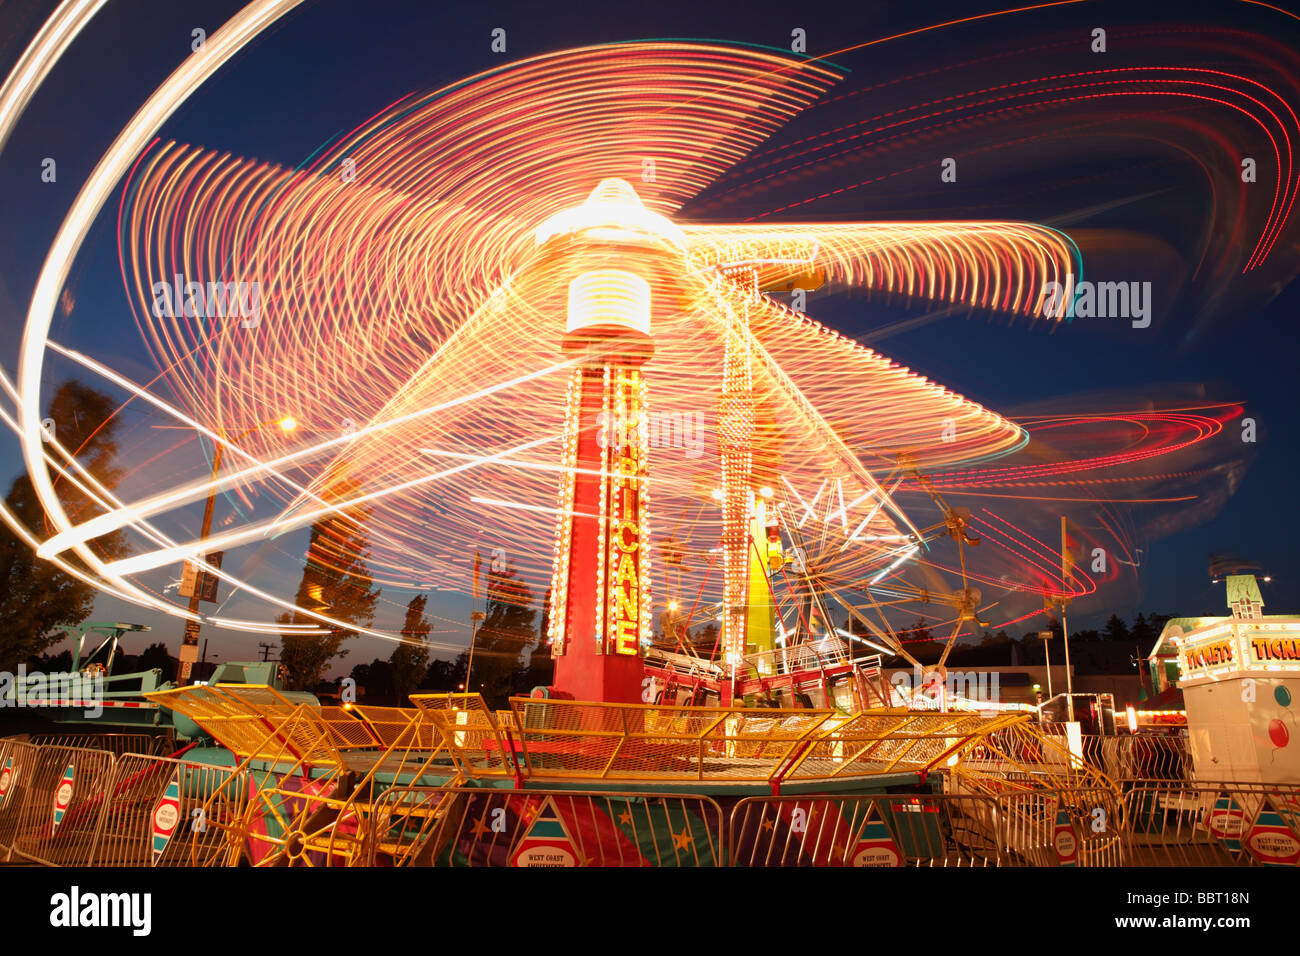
539, 180, 675, 705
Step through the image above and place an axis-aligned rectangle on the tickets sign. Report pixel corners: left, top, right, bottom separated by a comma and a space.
1183, 639, 1235, 672
1250, 637, 1300, 666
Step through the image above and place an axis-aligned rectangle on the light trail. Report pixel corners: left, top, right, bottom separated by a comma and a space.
1, 28, 1270, 651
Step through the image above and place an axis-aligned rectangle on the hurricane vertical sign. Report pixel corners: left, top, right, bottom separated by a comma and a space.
606, 369, 649, 657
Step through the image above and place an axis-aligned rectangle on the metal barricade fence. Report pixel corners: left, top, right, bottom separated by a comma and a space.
1121, 778, 1300, 866
728, 787, 1126, 867
1038, 731, 1191, 783
0, 739, 40, 859
88, 752, 247, 866
15, 734, 1293, 868
29, 731, 174, 757
366, 786, 725, 866
995, 786, 1125, 866
1119, 735, 1191, 781
6, 744, 116, 866
730, 792, 1006, 866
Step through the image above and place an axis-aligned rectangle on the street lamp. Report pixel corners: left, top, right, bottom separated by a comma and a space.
1038, 630, 1054, 703
177, 415, 297, 683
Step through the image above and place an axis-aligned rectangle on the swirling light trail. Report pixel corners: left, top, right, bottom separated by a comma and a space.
1, 9, 1272, 655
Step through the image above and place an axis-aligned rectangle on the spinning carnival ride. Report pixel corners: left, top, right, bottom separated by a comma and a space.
41, 41, 1084, 681
3, 10, 1282, 864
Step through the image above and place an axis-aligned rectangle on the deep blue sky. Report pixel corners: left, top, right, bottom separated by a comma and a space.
1, 0, 1298, 668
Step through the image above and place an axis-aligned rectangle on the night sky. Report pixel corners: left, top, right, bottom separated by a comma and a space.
1, 0, 1298, 670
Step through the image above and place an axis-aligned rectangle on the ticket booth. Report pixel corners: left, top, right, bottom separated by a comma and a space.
1174, 575, 1300, 785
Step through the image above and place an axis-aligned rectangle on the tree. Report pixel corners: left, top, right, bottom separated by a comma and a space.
1131, 613, 1159, 647
898, 617, 942, 664
1102, 614, 1131, 642
424, 656, 464, 690
390, 594, 431, 704
687, 620, 720, 659
31, 649, 72, 672
0, 381, 128, 672
516, 587, 555, 693
350, 658, 393, 699
277, 476, 381, 690
1148, 613, 1172, 639
903, 617, 934, 643
137, 642, 173, 674
466, 564, 535, 708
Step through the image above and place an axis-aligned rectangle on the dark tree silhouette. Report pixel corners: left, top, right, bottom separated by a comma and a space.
390, 594, 431, 704
424, 655, 465, 691
350, 658, 394, 699
1131, 613, 1159, 647
0, 381, 128, 672
137, 642, 173, 674
277, 476, 380, 690
466, 564, 535, 708
1102, 614, 1131, 642
514, 586, 554, 693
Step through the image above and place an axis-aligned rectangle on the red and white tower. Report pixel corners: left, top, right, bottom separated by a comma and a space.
538, 180, 683, 704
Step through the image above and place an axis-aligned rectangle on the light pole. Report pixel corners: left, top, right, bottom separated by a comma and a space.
177, 416, 296, 683
1057, 516, 1076, 722
1038, 629, 1054, 701
465, 608, 485, 694
1058, 599, 1075, 722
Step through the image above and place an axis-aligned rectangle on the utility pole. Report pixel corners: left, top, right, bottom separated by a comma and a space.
465, 549, 484, 694
1059, 516, 1075, 723
258, 642, 274, 662
1060, 600, 1075, 722
1038, 630, 1054, 700
177, 417, 297, 684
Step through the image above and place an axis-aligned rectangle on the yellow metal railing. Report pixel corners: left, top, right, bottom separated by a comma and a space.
401, 696, 1067, 785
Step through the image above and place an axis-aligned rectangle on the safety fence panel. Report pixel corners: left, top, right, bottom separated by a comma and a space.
0, 739, 40, 859
410, 694, 515, 778
367, 786, 725, 866
88, 752, 247, 866
995, 786, 1125, 866
1036, 731, 1191, 783
6, 744, 116, 865
1076, 735, 1192, 783
728, 787, 1126, 867
29, 732, 173, 757
1114, 735, 1192, 781
1122, 779, 1300, 866
729, 793, 1009, 866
